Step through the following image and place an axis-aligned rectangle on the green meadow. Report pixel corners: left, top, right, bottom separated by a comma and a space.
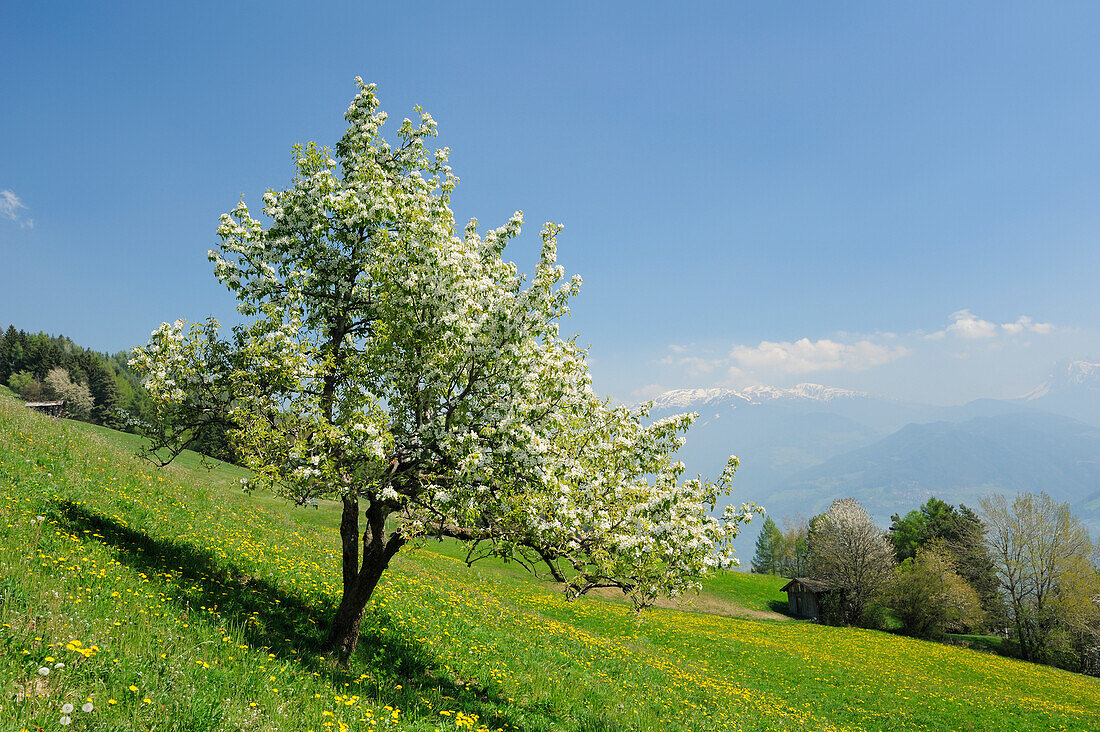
1, 387, 1097, 731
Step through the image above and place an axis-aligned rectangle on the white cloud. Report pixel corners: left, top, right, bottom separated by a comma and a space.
945, 309, 998, 339
729, 338, 910, 374
0, 189, 33, 228
1001, 315, 1054, 335
652, 309, 1057, 392
930, 309, 1055, 340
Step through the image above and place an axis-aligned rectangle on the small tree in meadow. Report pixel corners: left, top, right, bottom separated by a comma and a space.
751, 516, 782, 574
132, 79, 759, 660
808, 497, 896, 626
43, 366, 94, 421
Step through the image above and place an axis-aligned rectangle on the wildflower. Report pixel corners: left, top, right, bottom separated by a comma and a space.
81, 702, 94, 713
60, 717, 71, 726
37, 667, 50, 676
128, 685, 138, 692
61, 704, 74, 714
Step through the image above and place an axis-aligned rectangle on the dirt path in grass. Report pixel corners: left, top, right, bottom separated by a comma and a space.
588, 587, 791, 621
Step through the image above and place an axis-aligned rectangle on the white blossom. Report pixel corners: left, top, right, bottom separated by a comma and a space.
130, 79, 759, 649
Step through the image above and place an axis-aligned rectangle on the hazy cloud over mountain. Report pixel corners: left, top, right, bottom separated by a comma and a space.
644, 309, 1086, 405
728, 338, 908, 376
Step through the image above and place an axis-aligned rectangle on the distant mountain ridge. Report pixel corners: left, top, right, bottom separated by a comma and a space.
650, 383, 868, 410
771, 410, 1100, 532
644, 364, 1100, 546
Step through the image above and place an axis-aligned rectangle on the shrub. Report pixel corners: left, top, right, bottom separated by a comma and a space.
889, 542, 984, 638
7, 370, 42, 401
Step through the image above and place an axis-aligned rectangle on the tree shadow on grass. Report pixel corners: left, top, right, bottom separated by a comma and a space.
768, 599, 793, 616
48, 499, 599, 731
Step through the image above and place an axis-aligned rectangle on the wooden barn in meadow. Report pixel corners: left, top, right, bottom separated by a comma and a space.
780, 577, 831, 619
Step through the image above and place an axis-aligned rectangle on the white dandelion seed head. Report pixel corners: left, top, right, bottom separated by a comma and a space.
38, 666, 50, 676
61, 703, 74, 713
81, 702, 94, 713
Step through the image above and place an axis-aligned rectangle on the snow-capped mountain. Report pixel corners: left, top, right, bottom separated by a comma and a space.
1017, 360, 1100, 427
1022, 360, 1100, 399
1063, 360, 1100, 385
645, 384, 912, 512
648, 383, 867, 411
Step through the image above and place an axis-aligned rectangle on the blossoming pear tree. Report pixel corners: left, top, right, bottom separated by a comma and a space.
131, 79, 758, 659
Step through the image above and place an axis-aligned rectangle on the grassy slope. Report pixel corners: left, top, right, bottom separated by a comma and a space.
1, 389, 1097, 731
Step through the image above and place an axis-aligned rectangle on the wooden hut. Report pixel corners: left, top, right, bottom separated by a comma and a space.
780, 577, 831, 619
25, 401, 64, 417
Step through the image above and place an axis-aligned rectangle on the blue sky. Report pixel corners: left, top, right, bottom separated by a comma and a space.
2, 2, 1098, 404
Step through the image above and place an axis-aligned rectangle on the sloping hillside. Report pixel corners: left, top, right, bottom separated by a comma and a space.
1, 388, 1097, 731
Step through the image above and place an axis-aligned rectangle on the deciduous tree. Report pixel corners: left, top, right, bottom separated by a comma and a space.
43, 366, 94, 421
779, 516, 812, 578
981, 492, 1094, 666
132, 80, 758, 660
808, 497, 896, 626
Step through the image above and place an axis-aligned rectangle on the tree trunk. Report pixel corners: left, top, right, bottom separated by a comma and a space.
321, 498, 405, 661
323, 558, 389, 659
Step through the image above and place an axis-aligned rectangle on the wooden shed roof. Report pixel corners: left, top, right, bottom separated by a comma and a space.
780, 577, 830, 593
